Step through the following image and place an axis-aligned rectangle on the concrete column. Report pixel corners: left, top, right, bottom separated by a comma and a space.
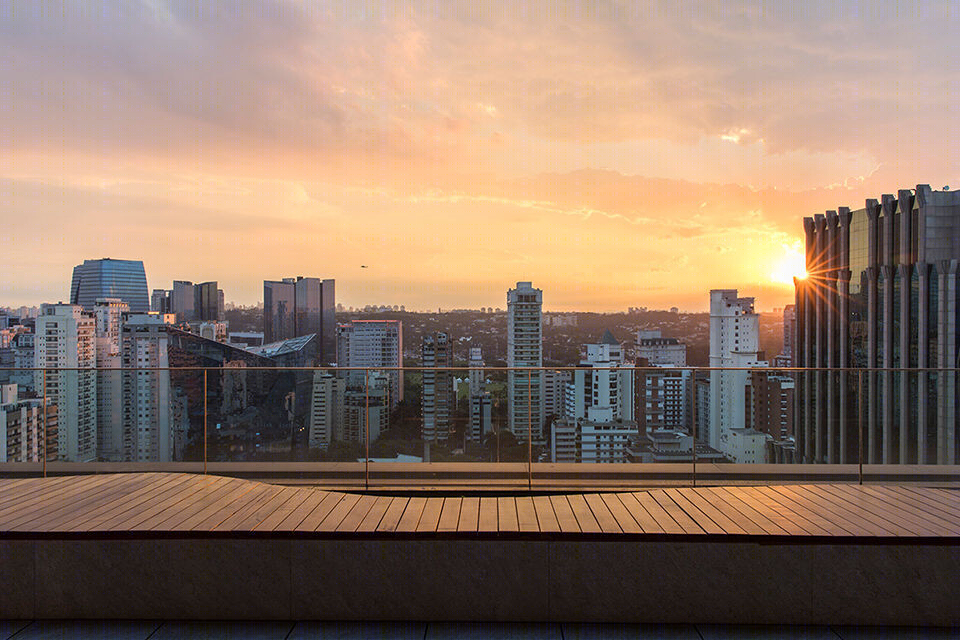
917, 262, 929, 464
937, 260, 958, 464
880, 265, 894, 464
802, 217, 816, 463
814, 214, 827, 463
838, 270, 851, 463
898, 263, 911, 463
825, 211, 839, 463
898, 189, 914, 265
864, 201, 880, 464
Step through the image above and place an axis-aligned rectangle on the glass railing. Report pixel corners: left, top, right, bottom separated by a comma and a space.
0, 366, 958, 489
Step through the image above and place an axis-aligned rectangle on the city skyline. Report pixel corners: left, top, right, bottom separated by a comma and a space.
6, 2, 959, 311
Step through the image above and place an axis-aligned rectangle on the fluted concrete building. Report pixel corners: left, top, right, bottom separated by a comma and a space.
795, 184, 960, 464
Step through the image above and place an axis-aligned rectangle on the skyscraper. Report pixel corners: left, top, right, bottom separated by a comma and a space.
34, 304, 98, 461
194, 281, 223, 322
93, 298, 128, 461
708, 290, 769, 463
120, 315, 175, 461
507, 281, 544, 443
171, 281, 195, 323
421, 332, 452, 443
264, 277, 335, 363
795, 184, 960, 465
70, 258, 149, 313
336, 320, 403, 408
468, 347, 491, 444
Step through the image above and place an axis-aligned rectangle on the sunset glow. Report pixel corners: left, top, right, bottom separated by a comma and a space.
3, 1, 958, 311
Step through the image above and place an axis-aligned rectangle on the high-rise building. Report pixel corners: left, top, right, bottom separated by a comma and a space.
308, 372, 344, 450
467, 348, 492, 444
637, 367, 691, 433
151, 289, 171, 314
0, 384, 58, 462
171, 281, 195, 323
264, 277, 335, 362
421, 332, 453, 443
340, 372, 390, 443
708, 290, 768, 463
34, 303, 98, 461
747, 372, 795, 442
507, 281, 544, 442
795, 184, 960, 465
120, 315, 175, 461
336, 320, 403, 408
633, 330, 687, 367
93, 298, 128, 461
194, 281, 223, 322
70, 258, 149, 313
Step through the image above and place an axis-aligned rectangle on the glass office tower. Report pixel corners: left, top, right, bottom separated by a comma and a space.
70, 258, 149, 313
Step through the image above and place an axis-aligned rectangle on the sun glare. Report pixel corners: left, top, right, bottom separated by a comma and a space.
770, 245, 808, 284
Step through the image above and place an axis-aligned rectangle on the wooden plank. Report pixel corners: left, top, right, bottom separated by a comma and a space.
457, 497, 480, 533
10, 474, 158, 531
647, 490, 704, 535
157, 480, 255, 531
515, 496, 539, 532
56, 474, 190, 532
336, 494, 378, 532
792, 485, 917, 536
67, 474, 201, 531
356, 496, 393, 532
376, 497, 410, 533
0, 477, 74, 510
531, 496, 560, 533
273, 490, 334, 531
597, 493, 643, 534
478, 497, 498, 532
416, 497, 444, 533
138, 478, 237, 531
736, 486, 830, 536
722, 487, 808, 536
497, 497, 519, 532
191, 483, 277, 531
700, 487, 788, 536
549, 495, 580, 533
672, 488, 747, 535
294, 492, 346, 532
437, 497, 462, 532
898, 486, 960, 511
765, 485, 870, 536
125, 476, 232, 531
752, 486, 849, 536
583, 494, 622, 534
775, 485, 898, 536
633, 491, 684, 534
103, 476, 221, 531
616, 492, 665, 534
315, 493, 362, 532
566, 494, 602, 533
251, 489, 314, 532
396, 497, 427, 532
881, 486, 960, 521
820, 485, 946, 537
0, 474, 126, 527
854, 486, 960, 535
662, 489, 724, 535
212, 485, 286, 532
693, 487, 774, 536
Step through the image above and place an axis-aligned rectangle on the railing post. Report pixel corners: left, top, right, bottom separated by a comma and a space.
365, 368, 370, 492
691, 368, 696, 488
857, 369, 864, 485
527, 368, 532, 492
203, 368, 208, 475
42, 368, 48, 477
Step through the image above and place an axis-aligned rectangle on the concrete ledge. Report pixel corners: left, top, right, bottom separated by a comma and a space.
4, 538, 957, 624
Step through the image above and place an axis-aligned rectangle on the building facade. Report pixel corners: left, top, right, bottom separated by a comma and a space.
93, 298, 128, 461
70, 258, 149, 313
264, 277, 335, 363
421, 332, 453, 444
0, 384, 58, 462
795, 184, 960, 464
120, 315, 175, 462
634, 330, 687, 367
34, 304, 98, 461
336, 320, 403, 408
507, 282, 544, 442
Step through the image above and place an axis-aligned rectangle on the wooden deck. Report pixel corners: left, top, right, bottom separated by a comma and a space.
2, 473, 958, 539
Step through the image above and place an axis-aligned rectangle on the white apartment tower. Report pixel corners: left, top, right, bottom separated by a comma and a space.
708, 290, 768, 462
34, 304, 98, 461
507, 282, 544, 442
308, 372, 344, 450
120, 315, 174, 461
468, 347, 491, 443
336, 320, 403, 408
94, 298, 128, 461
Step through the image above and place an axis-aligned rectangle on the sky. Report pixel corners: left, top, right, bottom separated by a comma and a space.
3, 0, 959, 311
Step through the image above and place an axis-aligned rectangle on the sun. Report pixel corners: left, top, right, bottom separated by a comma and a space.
769, 243, 807, 284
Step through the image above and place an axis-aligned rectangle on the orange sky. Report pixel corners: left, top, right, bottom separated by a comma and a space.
3, 1, 959, 311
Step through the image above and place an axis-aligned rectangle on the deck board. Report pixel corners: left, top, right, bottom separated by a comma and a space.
0, 474, 957, 541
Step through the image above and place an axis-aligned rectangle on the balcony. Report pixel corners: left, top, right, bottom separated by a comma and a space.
0, 366, 958, 626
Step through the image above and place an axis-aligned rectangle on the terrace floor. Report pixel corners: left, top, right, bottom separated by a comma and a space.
1, 474, 958, 625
